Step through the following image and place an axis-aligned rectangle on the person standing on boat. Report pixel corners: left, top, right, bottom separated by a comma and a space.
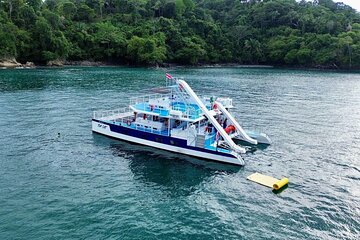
223, 118, 227, 129
207, 122, 213, 133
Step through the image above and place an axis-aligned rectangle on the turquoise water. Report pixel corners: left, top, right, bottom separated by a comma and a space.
0, 67, 360, 239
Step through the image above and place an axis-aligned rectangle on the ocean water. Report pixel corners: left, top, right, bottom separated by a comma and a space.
0, 67, 359, 239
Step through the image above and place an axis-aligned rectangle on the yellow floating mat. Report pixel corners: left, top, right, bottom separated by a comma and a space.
247, 172, 289, 190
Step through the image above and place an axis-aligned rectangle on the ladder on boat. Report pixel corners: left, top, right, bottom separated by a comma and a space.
195, 134, 205, 148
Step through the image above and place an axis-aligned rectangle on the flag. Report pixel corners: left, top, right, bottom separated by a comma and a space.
166, 73, 173, 79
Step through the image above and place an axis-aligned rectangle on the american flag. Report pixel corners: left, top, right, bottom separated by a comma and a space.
165, 73, 173, 79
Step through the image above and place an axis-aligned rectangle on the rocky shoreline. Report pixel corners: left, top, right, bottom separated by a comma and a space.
1, 58, 358, 71
0, 58, 36, 69
0, 57, 276, 69
48, 60, 107, 67
64, 60, 107, 66
0, 58, 107, 69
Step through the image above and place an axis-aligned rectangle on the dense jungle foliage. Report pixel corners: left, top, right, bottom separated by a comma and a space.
1, 0, 360, 68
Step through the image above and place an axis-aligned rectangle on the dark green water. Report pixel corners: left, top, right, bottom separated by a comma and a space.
0, 67, 359, 239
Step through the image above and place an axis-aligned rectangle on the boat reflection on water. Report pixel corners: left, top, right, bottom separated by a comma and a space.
93, 133, 240, 197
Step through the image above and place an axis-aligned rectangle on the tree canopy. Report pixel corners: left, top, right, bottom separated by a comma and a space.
1, 0, 360, 68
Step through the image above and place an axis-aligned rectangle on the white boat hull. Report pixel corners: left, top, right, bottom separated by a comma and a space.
92, 121, 244, 166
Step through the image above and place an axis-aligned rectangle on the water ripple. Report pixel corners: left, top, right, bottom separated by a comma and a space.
0, 67, 360, 239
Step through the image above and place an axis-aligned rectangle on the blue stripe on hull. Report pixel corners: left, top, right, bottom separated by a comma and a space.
92, 119, 237, 159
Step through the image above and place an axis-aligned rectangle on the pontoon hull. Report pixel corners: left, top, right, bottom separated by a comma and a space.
92, 120, 244, 165
234, 131, 271, 145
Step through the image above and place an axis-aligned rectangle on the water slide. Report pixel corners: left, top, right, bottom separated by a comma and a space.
214, 101, 258, 145
177, 80, 247, 154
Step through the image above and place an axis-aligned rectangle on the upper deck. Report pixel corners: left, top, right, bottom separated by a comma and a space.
129, 92, 205, 121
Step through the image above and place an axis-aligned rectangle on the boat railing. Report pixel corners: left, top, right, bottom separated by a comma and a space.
129, 93, 169, 106
94, 109, 169, 136
166, 77, 182, 87
130, 92, 203, 119
132, 102, 171, 117
119, 116, 169, 136
171, 85, 204, 119
171, 105, 203, 119
93, 106, 132, 120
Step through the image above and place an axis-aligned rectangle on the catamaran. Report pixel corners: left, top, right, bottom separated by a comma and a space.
92, 74, 271, 165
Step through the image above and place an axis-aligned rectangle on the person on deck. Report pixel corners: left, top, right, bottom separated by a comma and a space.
223, 118, 227, 129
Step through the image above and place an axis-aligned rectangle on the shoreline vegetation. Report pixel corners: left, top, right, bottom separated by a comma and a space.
1, 58, 355, 71
3, 59, 358, 72
1, 0, 360, 70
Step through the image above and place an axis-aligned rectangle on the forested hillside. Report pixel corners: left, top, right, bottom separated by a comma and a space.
1, 0, 360, 68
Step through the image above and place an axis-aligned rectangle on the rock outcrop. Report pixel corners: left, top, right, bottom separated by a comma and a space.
24, 62, 36, 68
64, 60, 106, 66
47, 59, 64, 67
0, 58, 22, 68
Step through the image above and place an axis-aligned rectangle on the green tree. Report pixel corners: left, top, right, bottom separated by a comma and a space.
1, 0, 360, 68
18, 4, 36, 27
61, 1, 77, 20
338, 34, 354, 68
31, 17, 69, 62
42, 9, 62, 29
244, 39, 264, 64
1, 0, 24, 20
0, 21, 18, 58
91, 21, 127, 60
175, 0, 185, 16
75, 3, 95, 22
26, 0, 41, 11
127, 33, 166, 64
175, 36, 207, 64
296, 47, 312, 65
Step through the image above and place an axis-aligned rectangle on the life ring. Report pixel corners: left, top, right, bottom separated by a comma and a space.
224, 124, 235, 134
127, 120, 132, 126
